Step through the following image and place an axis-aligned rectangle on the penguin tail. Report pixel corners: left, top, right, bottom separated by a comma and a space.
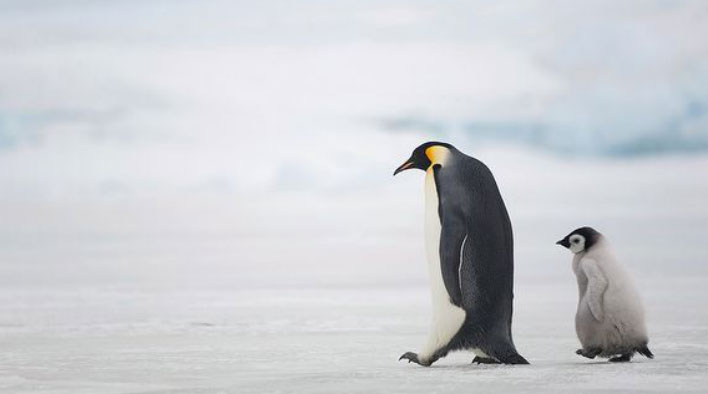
637, 345, 654, 359
497, 352, 530, 365
487, 341, 530, 365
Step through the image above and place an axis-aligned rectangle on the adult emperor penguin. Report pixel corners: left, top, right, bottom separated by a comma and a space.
393, 141, 528, 366
557, 227, 654, 362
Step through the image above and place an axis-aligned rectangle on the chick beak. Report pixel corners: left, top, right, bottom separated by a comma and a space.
393, 161, 414, 176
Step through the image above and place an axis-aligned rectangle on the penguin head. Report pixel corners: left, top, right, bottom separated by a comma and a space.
556, 226, 602, 254
393, 141, 455, 175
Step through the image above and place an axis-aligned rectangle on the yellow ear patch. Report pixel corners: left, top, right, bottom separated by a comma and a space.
425, 146, 450, 166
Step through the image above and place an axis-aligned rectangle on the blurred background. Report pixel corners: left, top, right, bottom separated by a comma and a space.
0, 1, 707, 393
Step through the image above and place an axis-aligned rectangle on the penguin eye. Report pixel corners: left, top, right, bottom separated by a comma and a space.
572, 239, 579, 243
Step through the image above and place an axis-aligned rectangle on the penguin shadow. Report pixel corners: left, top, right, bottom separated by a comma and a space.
571, 360, 651, 365
553, 357, 654, 367
399, 360, 529, 371
437, 363, 511, 371
408, 364, 513, 373
401, 357, 654, 370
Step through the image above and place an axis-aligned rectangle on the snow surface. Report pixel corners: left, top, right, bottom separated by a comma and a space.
1, 151, 707, 394
0, 280, 706, 394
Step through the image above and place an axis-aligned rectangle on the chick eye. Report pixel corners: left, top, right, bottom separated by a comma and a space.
572, 239, 579, 243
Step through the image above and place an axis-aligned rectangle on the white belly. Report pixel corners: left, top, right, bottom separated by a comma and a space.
420, 168, 467, 361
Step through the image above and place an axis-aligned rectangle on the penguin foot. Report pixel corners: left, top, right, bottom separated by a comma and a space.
609, 354, 632, 363
576, 348, 602, 359
472, 356, 500, 365
399, 352, 430, 366
637, 345, 654, 359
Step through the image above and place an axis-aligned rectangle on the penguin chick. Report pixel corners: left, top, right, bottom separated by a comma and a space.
557, 227, 654, 362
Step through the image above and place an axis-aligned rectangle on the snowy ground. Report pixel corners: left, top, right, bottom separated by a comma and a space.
1, 151, 708, 393
0, 279, 706, 394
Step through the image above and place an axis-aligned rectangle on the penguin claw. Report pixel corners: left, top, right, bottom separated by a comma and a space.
399, 352, 418, 363
399, 352, 427, 366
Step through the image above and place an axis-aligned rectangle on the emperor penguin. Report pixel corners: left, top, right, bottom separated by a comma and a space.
557, 227, 654, 362
393, 141, 528, 366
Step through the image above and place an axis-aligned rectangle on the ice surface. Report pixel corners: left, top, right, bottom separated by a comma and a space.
1, 151, 707, 393
0, 281, 706, 394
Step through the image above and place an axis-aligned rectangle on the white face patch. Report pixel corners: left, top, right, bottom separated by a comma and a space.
569, 234, 586, 254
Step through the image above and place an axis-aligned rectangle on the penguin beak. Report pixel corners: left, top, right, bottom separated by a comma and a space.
556, 239, 570, 248
393, 160, 414, 176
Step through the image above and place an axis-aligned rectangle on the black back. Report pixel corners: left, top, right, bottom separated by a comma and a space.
433, 146, 522, 359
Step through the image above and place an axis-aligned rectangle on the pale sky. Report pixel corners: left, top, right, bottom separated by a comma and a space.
1, 0, 707, 200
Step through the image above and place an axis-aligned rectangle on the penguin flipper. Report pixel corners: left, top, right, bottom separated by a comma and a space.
579, 258, 608, 321
438, 218, 467, 306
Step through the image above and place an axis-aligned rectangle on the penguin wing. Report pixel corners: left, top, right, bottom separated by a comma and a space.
435, 159, 514, 311
439, 216, 466, 306
580, 258, 608, 321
